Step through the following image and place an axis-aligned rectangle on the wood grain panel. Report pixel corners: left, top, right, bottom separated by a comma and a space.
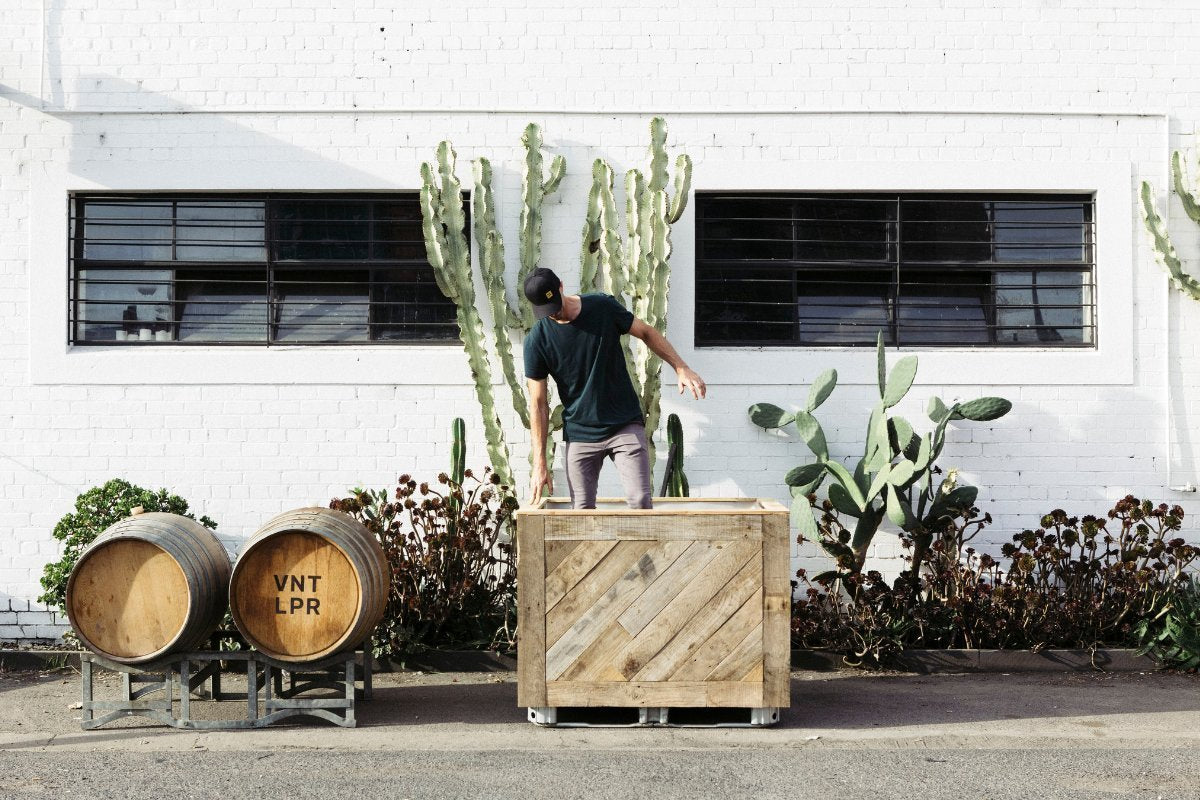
707, 622, 765, 682
667, 591, 763, 681
544, 540, 583, 575
545, 540, 691, 680
761, 510, 792, 708
544, 540, 620, 611
546, 541, 656, 647
615, 541, 726, 637
633, 555, 763, 682
604, 541, 758, 681
516, 515, 547, 707
544, 515, 762, 541
547, 681, 764, 708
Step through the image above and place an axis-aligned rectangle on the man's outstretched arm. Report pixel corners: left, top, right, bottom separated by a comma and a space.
527, 377, 553, 500
628, 318, 707, 400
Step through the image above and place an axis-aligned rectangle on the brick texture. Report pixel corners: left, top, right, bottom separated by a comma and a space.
2, 0, 1200, 638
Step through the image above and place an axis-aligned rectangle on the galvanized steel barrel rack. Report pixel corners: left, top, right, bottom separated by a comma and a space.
79, 648, 372, 730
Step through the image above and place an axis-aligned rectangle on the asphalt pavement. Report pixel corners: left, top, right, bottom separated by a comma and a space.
1, 667, 1198, 799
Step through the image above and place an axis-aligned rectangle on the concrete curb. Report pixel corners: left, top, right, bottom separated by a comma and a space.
2, 647, 1156, 674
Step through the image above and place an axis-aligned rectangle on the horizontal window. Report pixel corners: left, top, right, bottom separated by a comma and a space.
69, 194, 455, 345
695, 193, 1095, 347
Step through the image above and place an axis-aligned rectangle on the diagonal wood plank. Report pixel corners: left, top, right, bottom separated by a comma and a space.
544, 540, 583, 575
632, 554, 762, 682
615, 541, 728, 637
545, 540, 620, 611
546, 540, 692, 680
742, 662, 765, 683
557, 620, 633, 682
604, 540, 759, 681
667, 590, 763, 681
546, 541, 655, 648
707, 621, 764, 682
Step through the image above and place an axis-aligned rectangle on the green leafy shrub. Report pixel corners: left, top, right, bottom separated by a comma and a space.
792, 495, 1197, 667
1136, 576, 1200, 670
39, 478, 217, 614
330, 468, 518, 660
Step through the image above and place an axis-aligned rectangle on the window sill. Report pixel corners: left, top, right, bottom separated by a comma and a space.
31, 344, 476, 386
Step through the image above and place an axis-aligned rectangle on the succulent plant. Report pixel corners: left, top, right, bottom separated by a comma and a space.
749, 332, 1012, 574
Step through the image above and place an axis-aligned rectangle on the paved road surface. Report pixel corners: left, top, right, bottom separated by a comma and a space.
1, 668, 1197, 799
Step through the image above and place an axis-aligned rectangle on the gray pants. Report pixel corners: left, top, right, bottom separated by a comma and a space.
563, 422, 652, 510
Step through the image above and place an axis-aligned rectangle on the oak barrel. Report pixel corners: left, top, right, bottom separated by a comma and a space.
229, 508, 388, 663
66, 512, 232, 665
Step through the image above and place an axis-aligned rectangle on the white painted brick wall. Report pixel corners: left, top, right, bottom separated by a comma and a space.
3, 0, 1200, 639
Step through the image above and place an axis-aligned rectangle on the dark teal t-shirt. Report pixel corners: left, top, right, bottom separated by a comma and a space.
523, 293, 643, 443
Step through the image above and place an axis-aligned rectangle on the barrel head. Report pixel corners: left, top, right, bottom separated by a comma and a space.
231, 530, 363, 661
68, 539, 190, 661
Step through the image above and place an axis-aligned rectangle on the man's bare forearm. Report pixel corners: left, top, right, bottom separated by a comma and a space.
529, 384, 550, 466
641, 326, 688, 371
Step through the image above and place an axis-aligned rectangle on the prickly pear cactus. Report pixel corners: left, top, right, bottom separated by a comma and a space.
749, 332, 1011, 575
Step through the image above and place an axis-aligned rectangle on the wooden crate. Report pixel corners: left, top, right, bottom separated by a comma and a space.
517, 497, 791, 710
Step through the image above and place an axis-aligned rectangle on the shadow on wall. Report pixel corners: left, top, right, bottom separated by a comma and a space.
0, 2, 439, 634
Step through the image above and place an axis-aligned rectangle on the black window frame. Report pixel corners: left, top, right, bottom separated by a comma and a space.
67, 192, 458, 346
694, 191, 1097, 348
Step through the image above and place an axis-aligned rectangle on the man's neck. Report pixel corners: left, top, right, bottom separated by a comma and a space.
550, 294, 582, 323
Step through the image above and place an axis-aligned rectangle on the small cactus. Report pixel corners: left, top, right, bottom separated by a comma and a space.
658, 413, 689, 497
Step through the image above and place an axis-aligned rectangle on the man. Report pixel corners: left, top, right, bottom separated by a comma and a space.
523, 267, 706, 509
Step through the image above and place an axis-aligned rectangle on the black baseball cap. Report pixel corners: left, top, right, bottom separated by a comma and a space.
523, 267, 563, 320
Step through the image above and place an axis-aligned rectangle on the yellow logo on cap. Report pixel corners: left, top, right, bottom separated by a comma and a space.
545, 290, 553, 299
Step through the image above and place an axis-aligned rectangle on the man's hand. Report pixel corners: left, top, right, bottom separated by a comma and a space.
530, 461, 553, 501
628, 318, 707, 401
677, 366, 707, 399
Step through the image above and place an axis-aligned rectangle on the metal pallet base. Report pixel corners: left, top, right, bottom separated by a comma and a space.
527, 706, 781, 728
81, 650, 371, 730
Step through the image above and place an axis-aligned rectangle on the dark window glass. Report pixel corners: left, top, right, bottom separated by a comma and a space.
177, 268, 269, 343
69, 194, 456, 345
695, 193, 1094, 347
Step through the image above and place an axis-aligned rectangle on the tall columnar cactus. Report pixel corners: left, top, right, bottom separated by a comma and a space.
582, 116, 693, 477
420, 125, 567, 488
749, 332, 1012, 575
1141, 149, 1200, 301
420, 143, 514, 488
658, 413, 689, 498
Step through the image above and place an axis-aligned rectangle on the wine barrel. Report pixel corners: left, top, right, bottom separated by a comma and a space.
229, 508, 388, 663
66, 512, 232, 665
